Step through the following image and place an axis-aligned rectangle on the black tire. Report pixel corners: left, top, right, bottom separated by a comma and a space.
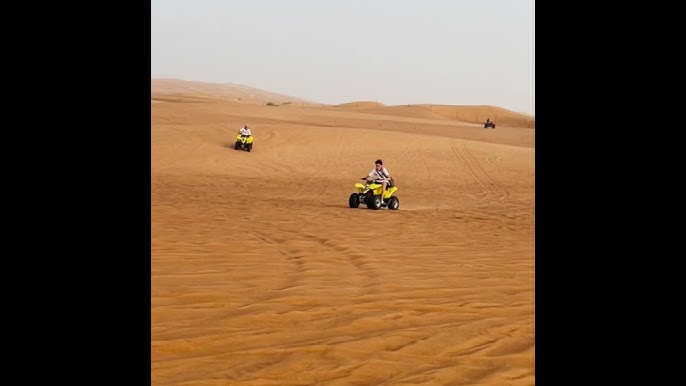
387, 196, 399, 210
349, 193, 360, 208
247, 143, 252, 152
367, 195, 381, 210
234, 141, 240, 150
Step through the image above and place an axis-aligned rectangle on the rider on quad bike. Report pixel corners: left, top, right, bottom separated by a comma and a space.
234, 125, 254, 152
238, 125, 252, 137
349, 159, 399, 210
363, 159, 394, 205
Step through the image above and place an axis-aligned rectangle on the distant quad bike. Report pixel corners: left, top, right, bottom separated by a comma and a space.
349, 178, 399, 210
484, 121, 496, 129
234, 134, 254, 152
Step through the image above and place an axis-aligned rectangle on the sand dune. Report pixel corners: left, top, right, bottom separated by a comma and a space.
417, 105, 534, 129
152, 78, 318, 106
332, 102, 534, 129
152, 81, 535, 385
335, 101, 387, 109
152, 79, 535, 129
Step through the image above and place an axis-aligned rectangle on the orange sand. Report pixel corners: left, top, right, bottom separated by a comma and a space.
152, 79, 535, 385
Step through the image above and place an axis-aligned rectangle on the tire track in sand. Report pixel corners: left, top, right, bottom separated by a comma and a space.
300, 233, 382, 294
250, 230, 381, 297
250, 232, 303, 294
396, 141, 432, 180
449, 139, 509, 200
459, 141, 510, 200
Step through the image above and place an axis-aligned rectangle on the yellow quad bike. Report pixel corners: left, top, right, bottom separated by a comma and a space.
349, 178, 399, 210
234, 134, 254, 152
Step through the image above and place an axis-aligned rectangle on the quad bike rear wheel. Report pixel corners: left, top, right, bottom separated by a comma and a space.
387, 196, 399, 210
367, 195, 382, 210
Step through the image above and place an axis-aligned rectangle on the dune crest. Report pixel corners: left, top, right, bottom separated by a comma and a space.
152, 79, 534, 128
151, 78, 317, 105
335, 101, 387, 109
417, 104, 535, 128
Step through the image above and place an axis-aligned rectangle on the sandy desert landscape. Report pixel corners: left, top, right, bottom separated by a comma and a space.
151, 79, 535, 385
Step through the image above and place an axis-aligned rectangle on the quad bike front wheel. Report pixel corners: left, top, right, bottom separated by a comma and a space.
349, 193, 360, 208
234, 141, 240, 150
387, 196, 399, 210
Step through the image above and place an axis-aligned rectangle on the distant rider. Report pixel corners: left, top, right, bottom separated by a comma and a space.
238, 125, 252, 137
363, 159, 394, 203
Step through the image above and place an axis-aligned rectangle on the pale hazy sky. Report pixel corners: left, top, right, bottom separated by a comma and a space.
152, 0, 534, 115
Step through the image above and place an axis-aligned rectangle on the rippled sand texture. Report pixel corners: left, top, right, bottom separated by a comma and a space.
152, 82, 535, 385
